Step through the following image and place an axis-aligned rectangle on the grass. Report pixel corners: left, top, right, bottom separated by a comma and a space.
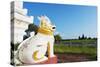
54, 45, 97, 55
54, 44, 97, 60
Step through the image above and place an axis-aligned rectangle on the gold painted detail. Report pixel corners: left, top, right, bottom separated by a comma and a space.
33, 50, 44, 61
38, 28, 53, 35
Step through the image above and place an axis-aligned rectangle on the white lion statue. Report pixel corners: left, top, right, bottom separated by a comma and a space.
15, 16, 56, 64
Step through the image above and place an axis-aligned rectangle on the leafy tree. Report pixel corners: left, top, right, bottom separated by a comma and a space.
78, 34, 87, 40
26, 24, 38, 35
88, 37, 91, 39
78, 36, 81, 40
54, 34, 62, 41
23, 24, 39, 40
82, 34, 85, 39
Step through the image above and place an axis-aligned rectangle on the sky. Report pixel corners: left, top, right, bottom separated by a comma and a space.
23, 2, 97, 39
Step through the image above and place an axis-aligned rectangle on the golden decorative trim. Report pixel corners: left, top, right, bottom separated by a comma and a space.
33, 50, 44, 61
38, 28, 53, 36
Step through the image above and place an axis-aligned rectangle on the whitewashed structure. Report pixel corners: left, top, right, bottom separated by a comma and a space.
11, 1, 34, 44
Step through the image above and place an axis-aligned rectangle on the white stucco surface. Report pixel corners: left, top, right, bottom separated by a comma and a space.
11, 1, 34, 44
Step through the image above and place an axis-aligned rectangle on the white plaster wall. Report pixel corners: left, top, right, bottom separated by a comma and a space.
11, 1, 34, 44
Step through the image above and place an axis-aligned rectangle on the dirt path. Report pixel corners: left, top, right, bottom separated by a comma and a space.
55, 53, 95, 63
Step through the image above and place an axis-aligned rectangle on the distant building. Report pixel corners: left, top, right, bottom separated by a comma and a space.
11, 1, 34, 44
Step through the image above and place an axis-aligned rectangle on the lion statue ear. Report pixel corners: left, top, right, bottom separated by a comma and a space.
38, 16, 45, 27
44, 15, 51, 24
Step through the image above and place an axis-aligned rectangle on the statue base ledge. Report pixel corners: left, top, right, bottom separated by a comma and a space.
38, 56, 58, 64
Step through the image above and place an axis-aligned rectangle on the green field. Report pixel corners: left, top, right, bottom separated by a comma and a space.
54, 45, 97, 60
54, 45, 97, 54
59, 39, 97, 44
